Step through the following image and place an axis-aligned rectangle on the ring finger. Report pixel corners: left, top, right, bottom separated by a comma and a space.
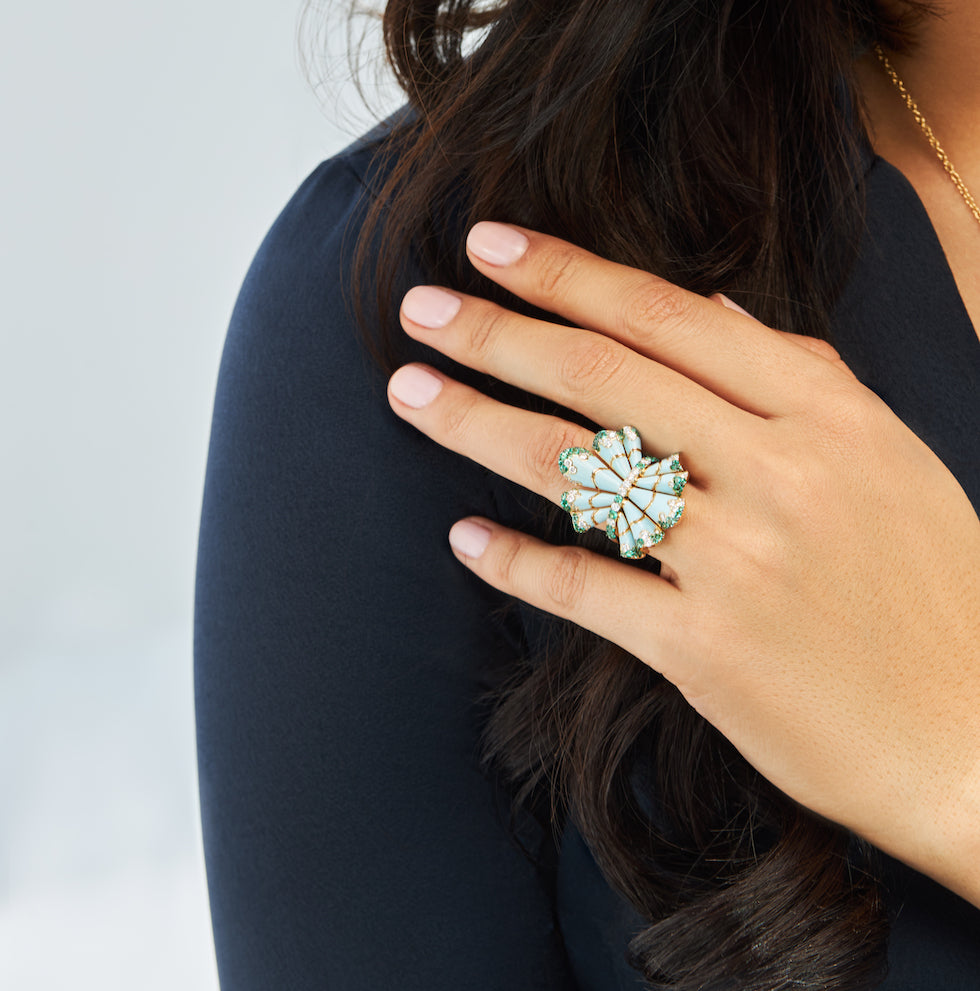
387, 363, 705, 562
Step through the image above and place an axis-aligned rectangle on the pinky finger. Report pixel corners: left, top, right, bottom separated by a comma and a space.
710, 293, 851, 368
447, 517, 685, 673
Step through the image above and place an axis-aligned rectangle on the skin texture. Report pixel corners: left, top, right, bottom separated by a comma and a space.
386, 221, 980, 907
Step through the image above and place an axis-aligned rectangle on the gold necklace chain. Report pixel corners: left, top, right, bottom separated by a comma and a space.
873, 42, 980, 227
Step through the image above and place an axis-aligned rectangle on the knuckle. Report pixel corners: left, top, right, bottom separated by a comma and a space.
753, 438, 813, 503
748, 432, 837, 542
620, 277, 694, 341
714, 487, 793, 587
556, 337, 628, 399
543, 546, 590, 611
441, 392, 480, 448
523, 420, 584, 490
745, 517, 791, 577
809, 384, 880, 451
465, 303, 507, 362
533, 242, 581, 299
785, 332, 847, 367
806, 337, 842, 362
489, 530, 524, 590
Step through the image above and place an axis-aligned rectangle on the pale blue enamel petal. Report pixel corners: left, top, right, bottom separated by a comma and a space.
595, 430, 635, 481
563, 488, 614, 513
611, 452, 633, 479
632, 471, 688, 496
592, 465, 624, 490
622, 499, 644, 526
567, 506, 611, 533
593, 428, 627, 459
648, 491, 671, 519
630, 517, 664, 550
627, 487, 656, 514
560, 449, 606, 482
616, 511, 638, 557
559, 447, 594, 476
650, 492, 685, 529
621, 425, 644, 470
581, 506, 610, 529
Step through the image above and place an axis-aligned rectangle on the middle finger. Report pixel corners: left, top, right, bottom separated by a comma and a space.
399, 285, 748, 465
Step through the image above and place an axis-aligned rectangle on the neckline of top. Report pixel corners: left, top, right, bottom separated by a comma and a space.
866, 148, 979, 352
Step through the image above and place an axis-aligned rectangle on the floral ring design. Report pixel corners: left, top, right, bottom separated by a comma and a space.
558, 426, 688, 559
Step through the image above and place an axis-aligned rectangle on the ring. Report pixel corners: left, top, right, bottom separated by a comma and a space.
558, 425, 688, 559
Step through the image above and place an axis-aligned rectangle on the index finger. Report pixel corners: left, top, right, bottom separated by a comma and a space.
465, 222, 839, 416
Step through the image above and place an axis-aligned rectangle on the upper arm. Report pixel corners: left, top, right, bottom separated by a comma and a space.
193, 150, 577, 989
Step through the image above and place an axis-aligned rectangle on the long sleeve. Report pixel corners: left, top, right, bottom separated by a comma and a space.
193, 142, 578, 989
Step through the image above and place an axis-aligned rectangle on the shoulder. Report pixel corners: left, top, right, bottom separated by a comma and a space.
240, 107, 413, 278
200, 107, 509, 596
209, 106, 432, 474
223, 107, 414, 392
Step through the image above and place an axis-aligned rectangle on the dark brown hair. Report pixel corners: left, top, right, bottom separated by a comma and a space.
333, 2, 937, 987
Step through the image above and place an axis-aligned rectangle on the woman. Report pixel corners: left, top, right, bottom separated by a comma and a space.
194, 1, 980, 988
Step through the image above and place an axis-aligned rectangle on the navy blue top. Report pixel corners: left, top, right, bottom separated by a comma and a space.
194, 114, 980, 990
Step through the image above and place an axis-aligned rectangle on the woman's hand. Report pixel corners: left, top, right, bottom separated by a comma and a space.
385, 222, 980, 905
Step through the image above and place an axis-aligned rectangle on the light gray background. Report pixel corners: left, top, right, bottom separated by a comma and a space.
0, 2, 400, 986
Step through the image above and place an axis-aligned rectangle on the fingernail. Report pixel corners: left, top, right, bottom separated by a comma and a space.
715, 293, 754, 318
402, 286, 462, 328
389, 365, 443, 408
467, 222, 530, 266
449, 519, 491, 559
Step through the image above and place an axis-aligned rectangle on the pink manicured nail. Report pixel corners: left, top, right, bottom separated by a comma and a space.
449, 520, 491, 559
389, 365, 443, 409
715, 293, 755, 318
467, 222, 530, 266
402, 286, 462, 328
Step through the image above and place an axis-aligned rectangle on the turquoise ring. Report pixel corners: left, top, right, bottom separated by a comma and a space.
558, 426, 688, 559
